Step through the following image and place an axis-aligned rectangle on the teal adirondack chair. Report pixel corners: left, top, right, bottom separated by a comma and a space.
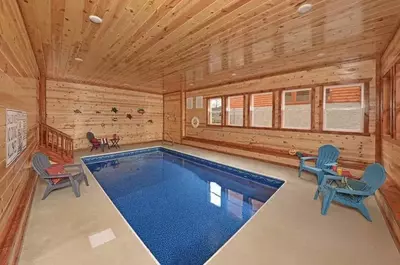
298, 145, 340, 199
317, 163, 386, 221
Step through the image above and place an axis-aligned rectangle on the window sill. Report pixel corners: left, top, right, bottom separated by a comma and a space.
201, 125, 370, 136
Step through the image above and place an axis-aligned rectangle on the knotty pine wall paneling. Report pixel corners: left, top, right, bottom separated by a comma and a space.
184, 59, 377, 176
163, 92, 182, 144
0, 0, 40, 264
46, 81, 163, 150
378, 24, 400, 249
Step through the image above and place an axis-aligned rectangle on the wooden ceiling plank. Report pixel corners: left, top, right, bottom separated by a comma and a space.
0, 0, 36, 78
134, 0, 373, 74
127, 0, 399, 81
81, 0, 171, 79
111, 0, 276, 77
90, 0, 216, 81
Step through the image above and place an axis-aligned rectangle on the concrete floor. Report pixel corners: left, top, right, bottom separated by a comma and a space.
19, 142, 400, 265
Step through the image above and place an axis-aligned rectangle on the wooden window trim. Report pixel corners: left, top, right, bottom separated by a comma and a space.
200, 78, 372, 136
382, 70, 395, 138
225, 95, 245, 127
281, 88, 312, 130
321, 83, 368, 134
248, 92, 274, 129
206, 97, 223, 127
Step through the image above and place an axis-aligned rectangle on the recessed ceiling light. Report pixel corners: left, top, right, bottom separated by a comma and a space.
89, 15, 103, 24
74, 57, 83, 62
231, 73, 237, 76
189, 83, 194, 86
297, 3, 312, 14
317, 53, 325, 57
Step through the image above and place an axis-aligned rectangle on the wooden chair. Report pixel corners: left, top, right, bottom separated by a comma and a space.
32, 152, 89, 199
298, 144, 340, 199
317, 163, 386, 221
87, 132, 101, 151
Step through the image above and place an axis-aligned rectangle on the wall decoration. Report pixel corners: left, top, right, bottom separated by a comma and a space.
101, 123, 106, 128
74, 109, 82, 113
96, 111, 101, 114
137, 108, 145, 114
111, 107, 118, 113
6, 109, 27, 167
191, 116, 200, 128
147, 119, 153, 124
112, 117, 118, 122
195, 96, 203, 109
126, 114, 133, 120
288, 148, 297, 156
186, 97, 193, 109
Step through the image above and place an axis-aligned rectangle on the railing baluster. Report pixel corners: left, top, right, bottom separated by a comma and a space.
39, 122, 74, 161
51, 130, 55, 152
60, 135, 64, 157
40, 124, 43, 146
55, 133, 58, 152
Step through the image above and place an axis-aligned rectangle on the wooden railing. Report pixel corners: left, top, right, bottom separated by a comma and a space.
39, 123, 74, 160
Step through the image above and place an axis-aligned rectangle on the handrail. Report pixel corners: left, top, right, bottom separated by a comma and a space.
39, 122, 74, 160
40, 122, 71, 138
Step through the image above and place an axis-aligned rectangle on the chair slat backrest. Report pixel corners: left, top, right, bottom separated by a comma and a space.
316, 144, 340, 169
32, 152, 52, 184
361, 163, 386, 194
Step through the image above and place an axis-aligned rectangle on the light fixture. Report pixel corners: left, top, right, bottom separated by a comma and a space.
74, 57, 83, 62
231, 73, 237, 76
189, 83, 194, 86
317, 53, 325, 57
89, 15, 103, 24
297, 3, 312, 14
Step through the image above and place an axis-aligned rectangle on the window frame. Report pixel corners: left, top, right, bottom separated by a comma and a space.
225, 94, 245, 127
206, 97, 223, 126
281, 88, 312, 130
200, 79, 370, 136
249, 92, 274, 128
322, 83, 365, 133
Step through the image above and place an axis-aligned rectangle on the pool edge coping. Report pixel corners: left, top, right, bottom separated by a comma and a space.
80, 145, 287, 265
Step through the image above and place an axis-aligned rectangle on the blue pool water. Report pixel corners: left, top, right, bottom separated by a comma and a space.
83, 148, 284, 265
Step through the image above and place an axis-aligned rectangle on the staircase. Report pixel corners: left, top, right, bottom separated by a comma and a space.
39, 123, 74, 163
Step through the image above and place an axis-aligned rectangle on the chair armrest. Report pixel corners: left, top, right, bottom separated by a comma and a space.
320, 174, 342, 186
64, 164, 82, 169
300, 156, 318, 161
334, 187, 371, 196
43, 173, 72, 179
324, 162, 337, 167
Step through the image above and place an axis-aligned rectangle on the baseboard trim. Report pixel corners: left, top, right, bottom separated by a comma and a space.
376, 190, 400, 252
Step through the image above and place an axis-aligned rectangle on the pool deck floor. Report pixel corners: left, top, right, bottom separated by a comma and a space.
19, 142, 400, 265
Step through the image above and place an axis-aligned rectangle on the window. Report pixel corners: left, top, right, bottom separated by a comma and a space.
209, 182, 221, 207
323, 84, 364, 132
226, 95, 244, 126
250, 92, 273, 127
227, 190, 243, 220
282, 89, 311, 129
207, 97, 222, 125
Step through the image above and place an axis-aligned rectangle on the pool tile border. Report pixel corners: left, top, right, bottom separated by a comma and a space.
82, 147, 284, 189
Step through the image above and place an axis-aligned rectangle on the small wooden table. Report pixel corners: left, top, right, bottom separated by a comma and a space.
109, 137, 120, 149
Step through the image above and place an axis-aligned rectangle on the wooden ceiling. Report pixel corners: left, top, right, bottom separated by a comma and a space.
18, 0, 400, 94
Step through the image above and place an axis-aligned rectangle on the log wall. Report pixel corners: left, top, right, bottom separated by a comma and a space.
183, 59, 377, 176
0, 0, 40, 264
46, 80, 163, 150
